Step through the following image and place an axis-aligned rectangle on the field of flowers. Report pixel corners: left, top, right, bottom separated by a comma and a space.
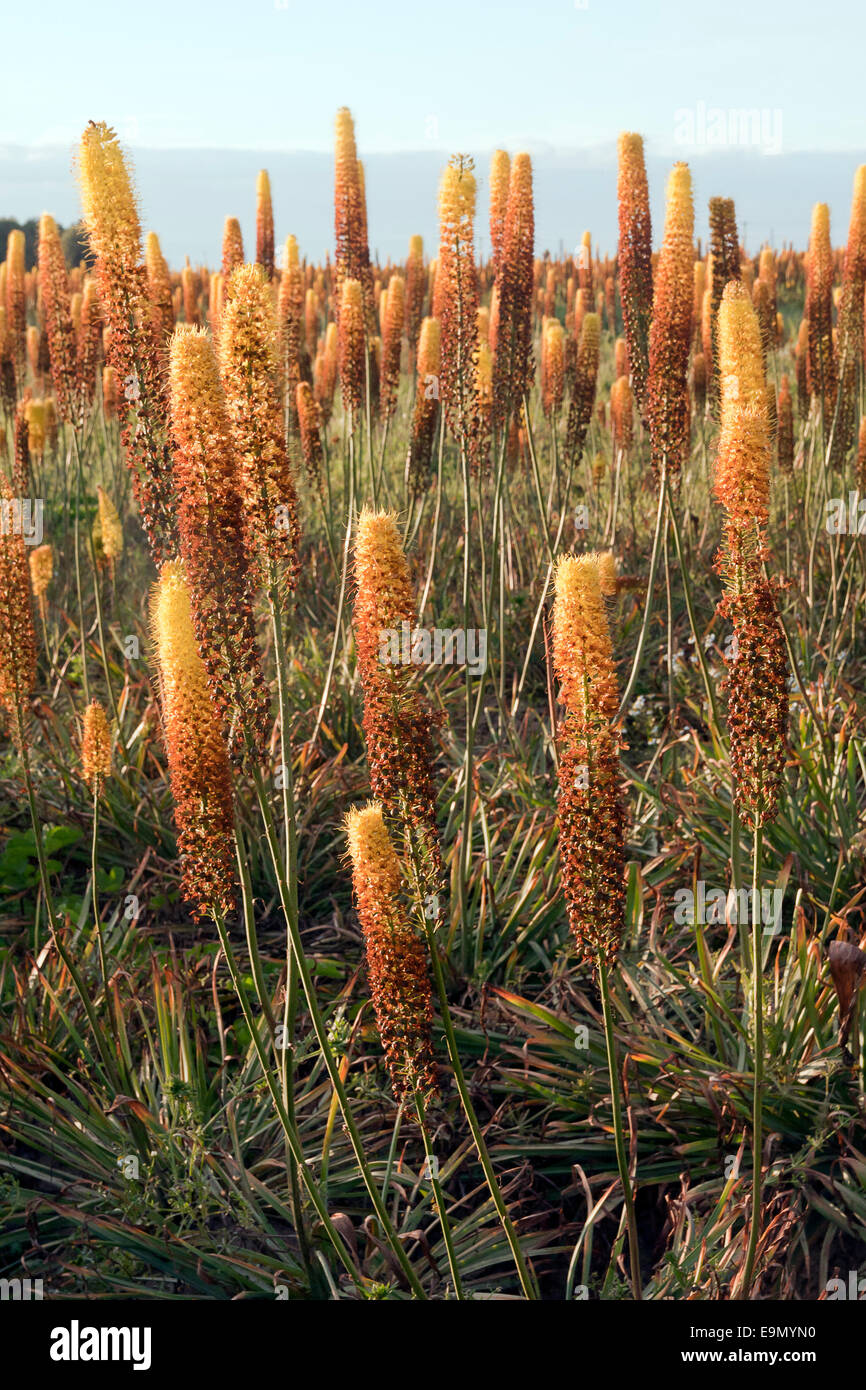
1, 111, 865, 1302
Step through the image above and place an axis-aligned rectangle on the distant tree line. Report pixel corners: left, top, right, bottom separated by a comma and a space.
0, 218, 89, 268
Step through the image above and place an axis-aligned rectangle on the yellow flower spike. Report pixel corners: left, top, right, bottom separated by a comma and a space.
219, 263, 300, 590
552, 551, 625, 967
150, 561, 235, 919
344, 801, 436, 1106
255, 170, 275, 279
97, 486, 124, 563
221, 217, 244, 281
488, 150, 510, 276
338, 277, 366, 414
646, 162, 694, 486
81, 699, 112, 794
29, 543, 53, 599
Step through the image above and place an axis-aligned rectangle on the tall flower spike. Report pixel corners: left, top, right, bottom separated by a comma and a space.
552, 552, 626, 967
219, 263, 300, 592
296, 380, 324, 490
406, 315, 441, 494
438, 156, 479, 461
222, 216, 245, 280
565, 312, 600, 465
77, 122, 176, 562
81, 699, 112, 794
832, 168, 866, 463
708, 197, 741, 400
316, 320, 339, 424
38, 215, 81, 425
77, 279, 102, 407
541, 317, 565, 418
145, 232, 174, 363
334, 109, 372, 321
405, 235, 426, 355
345, 802, 437, 1106
492, 152, 535, 425
714, 280, 770, 547
805, 203, 836, 422
255, 170, 275, 279
380, 273, 405, 421
29, 543, 53, 603
714, 282, 788, 828
96, 485, 124, 567
339, 278, 366, 415
181, 264, 200, 326
489, 150, 510, 279
353, 508, 442, 898
616, 134, 653, 414
0, 477, 38, 738
610, 375, 634, 454
5, 229, 26, 373
168, 324, 270, 757
646, 162, 694, 487
150, 561, 235, 918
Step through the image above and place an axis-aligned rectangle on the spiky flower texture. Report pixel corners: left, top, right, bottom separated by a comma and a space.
168, 325, 270, 758
353, 509, 442, 901
345, 802, 437, 1106
81, 700, 112, 794
219, 264, 300, 593
647, 163, 694, 486
714, 283, 788, 828
151, 561, 235, 919
553, 553, 626, 968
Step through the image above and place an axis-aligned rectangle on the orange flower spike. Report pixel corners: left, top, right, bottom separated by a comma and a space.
296, 380, 324, 490
145, 232, 174, 360
492, 152, 535, 424
646, 162, 694, 486
345, 803, 437, 1106
77, 121, 175, 562
255, 170, 275, 279
38, 214, 80, 424
77, 279, 103, 406
5, 229, 27, 371
405, 234, 426, 354
221, 216, 245, 280
407, 315, 441, 493
218, 264, 300, 593
338, 277, 366, 415
29, 542, 53, 600
713, 285, 787, 829
832, 168, 866, 461
380, 273, 405, 421
437, 156, 480, 458
805, 203, 836, 415
150, 561, 235, 919
168, 324, 270, 757
334, 108, 372, 315
489, 150, 510, 278
353, 509, 442, 894
0, 477, 38, 737
81, 699, 112, 794
541, 317, 565, 417
552, 552, 626, 968
565, 312, 600, 464
616, 133, 653, 413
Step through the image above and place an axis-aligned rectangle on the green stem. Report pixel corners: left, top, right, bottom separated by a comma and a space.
413, 1091, 464, 1299
598, 957, 642, 1299
739, 822, 765, 1298
251, 765, 427, 1299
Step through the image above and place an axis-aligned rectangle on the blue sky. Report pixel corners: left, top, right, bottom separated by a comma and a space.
4, 0, 864, 156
